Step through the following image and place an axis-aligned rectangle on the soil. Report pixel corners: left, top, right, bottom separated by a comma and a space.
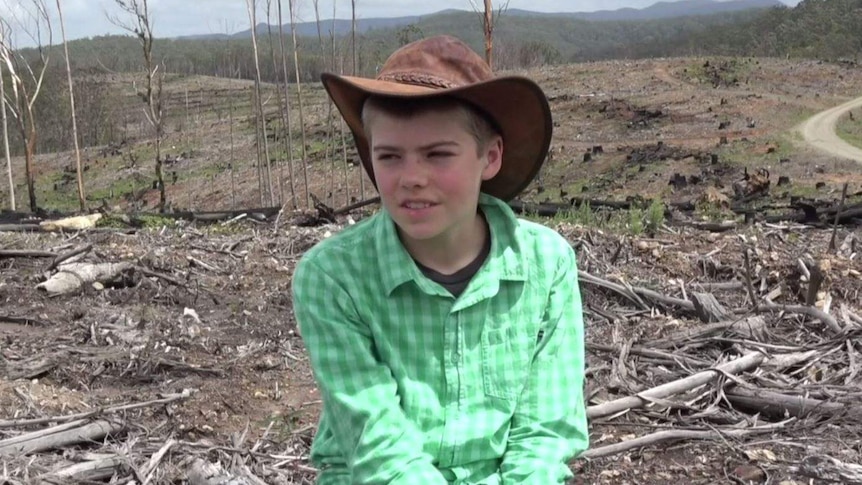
1, 56, 862, 483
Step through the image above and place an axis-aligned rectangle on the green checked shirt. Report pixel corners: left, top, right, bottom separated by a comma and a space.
292, 193, 588, 485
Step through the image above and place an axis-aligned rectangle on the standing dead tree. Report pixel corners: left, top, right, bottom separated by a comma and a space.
288, 0, 310, 208
108, 0, 167, 212
0, 21, 14, 211
312, 0, 335, 204
55, 0, 86, 211
0, 1, 52, 213
276, 0, 297, 208
333, 2, 350, 206
245, 0, 274, 207
351, 0, 364, 200
469, 0, 509, 68
265, 0, 286, 205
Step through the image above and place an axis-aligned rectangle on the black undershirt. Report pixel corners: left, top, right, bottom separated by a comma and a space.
415, 219, 492, 298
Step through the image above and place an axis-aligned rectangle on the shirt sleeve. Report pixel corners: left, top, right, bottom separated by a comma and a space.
292, 257, 448, 485
499, 243, 590, 484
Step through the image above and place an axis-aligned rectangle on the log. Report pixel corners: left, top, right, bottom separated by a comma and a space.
0, 224, 41, 232
0, 315, 52, 327
2, 350, 69, 380
725, 387, 862, 420
0, 420, 125, 456
41, 456, 126, 482
36, 262, 135, 296
0, 250, 56, 258
587, 351, 766, 419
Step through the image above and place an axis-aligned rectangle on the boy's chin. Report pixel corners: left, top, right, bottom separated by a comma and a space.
392, 219, 449, 243
395, 224, 442, 242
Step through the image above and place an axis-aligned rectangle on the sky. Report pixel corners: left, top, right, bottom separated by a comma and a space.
1, 0, 802, 47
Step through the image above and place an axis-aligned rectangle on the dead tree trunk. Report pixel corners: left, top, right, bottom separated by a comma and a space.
56, 0, 87, 211
288, 0, 310, 208
0, 23, 13, 211
277, 0, 297, 208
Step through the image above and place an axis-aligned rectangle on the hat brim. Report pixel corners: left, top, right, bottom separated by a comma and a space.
320, 72, 552, 202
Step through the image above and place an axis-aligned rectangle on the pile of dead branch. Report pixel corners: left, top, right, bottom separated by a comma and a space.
1, 212, 860, 483
1, 222, 332, 483
560, 221, 862, 483
0, 394, 317, 484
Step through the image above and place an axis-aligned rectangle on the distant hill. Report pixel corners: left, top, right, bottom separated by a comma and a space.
507, 0, 784, 21
181, 13, 433, 40
179, 0, 782, 40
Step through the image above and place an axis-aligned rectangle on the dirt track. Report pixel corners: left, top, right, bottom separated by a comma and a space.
799, 95, 862, 163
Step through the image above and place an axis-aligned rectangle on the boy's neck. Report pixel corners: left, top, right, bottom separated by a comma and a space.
401, 212, 489, 276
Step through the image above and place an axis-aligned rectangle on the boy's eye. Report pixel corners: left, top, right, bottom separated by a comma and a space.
377, 153, 399, 161
428, 151, 454, 158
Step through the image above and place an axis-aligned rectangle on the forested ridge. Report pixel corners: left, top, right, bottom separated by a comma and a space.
3, 0, 860, 157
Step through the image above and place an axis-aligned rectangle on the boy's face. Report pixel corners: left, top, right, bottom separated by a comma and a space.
368, 107, 502, 248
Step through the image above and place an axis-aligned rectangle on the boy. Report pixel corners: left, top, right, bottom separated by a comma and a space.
291, 35, 588, 484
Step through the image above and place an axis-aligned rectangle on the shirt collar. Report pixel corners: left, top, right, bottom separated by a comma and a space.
375, 192, 526, 297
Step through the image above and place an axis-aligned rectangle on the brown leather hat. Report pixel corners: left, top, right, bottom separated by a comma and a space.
320, 35, 552, 202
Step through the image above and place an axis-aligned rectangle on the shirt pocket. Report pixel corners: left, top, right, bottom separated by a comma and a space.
481, 326, 534, 401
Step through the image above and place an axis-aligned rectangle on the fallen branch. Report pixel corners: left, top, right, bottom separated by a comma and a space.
0, 390, 192, 429
0, 419, 125, 456
0, 315, 53, 327
141, 439, 176, 485
580, 420, 793, 460
40, 455, 126, 482
578, 270, 650, 310
333, 196, 381, 216
726, 387, 862, 420
588, 343, 710, 367
48, 244, 93, 271
0, 249, 56, 258
754, 302, 843, 334
648, 316, 767, 348
587, 351, 766, 419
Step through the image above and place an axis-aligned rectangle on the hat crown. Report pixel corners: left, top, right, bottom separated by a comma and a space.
376, 35, 493, 90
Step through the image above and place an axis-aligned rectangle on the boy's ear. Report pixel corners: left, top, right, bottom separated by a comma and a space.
481, 136, 503, 181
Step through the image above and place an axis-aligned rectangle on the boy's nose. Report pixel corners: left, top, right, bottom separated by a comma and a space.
399, 157, 429, 188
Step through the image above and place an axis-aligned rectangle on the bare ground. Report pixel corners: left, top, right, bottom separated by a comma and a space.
1, 56, 862, 483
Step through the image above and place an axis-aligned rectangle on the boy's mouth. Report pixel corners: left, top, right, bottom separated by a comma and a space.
402, 201, 437, 209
